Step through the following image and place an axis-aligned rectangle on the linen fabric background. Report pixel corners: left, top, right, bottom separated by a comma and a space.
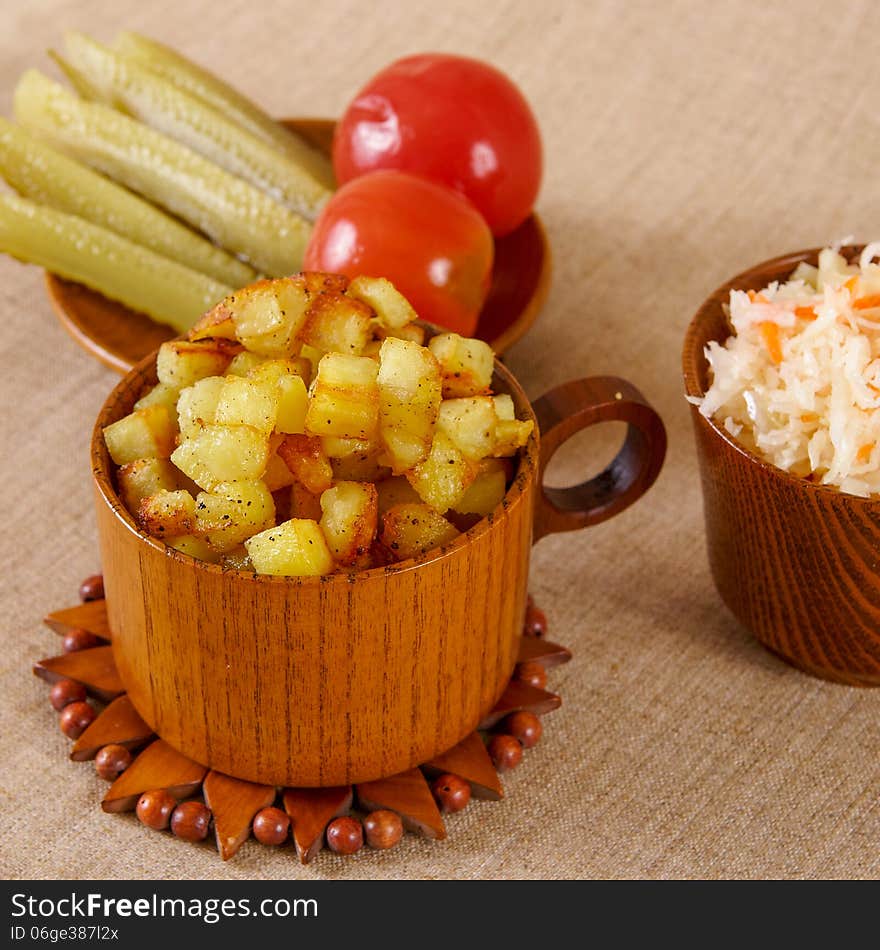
2, 0, 879, 880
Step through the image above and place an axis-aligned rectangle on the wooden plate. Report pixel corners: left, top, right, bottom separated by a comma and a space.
45, 118, 551, 373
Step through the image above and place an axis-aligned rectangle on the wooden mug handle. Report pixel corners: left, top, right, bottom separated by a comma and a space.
531, 376, 667, 542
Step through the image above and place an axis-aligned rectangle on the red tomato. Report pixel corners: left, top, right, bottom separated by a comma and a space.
333, 53, 542, 237
303, 170, 493, 336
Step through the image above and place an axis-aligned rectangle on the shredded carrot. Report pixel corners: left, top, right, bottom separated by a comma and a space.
759, 321, 783, 364
795, 305, 817, 320
854, 294, 880, 311
857, 443, 875, 463
844, 275, 859, 295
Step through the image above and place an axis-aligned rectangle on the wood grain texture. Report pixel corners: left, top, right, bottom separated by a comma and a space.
44, 600, 112, 640
517, 637, 573, 668
683, 245, 880, 686
422, 731, 503, 800
101, 739, 207, 813
282, 786, 353, 864
93, 357, 537, 787
532, 377, 667, 541
33, 646, 124, 702
70, 694, 153, 761
478, 680, 562, 729
356, 768, 446, 839
46, 118, 549, 373
203, 771, 276, 861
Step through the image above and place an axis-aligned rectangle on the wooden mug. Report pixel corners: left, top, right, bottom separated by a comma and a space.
683, 245, 880, 687
93, 357, 666, 786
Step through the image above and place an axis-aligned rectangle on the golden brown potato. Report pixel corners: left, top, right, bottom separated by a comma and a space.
380, 503, 460, 561
301, 291, 372, 356
117, 458, 179, 516
156, 339, 235, 388
277, 433, 333, 495
289, 481, 323, 521
194, 480, 275, 553
319, 481, 378, 565
428, 333, 494, 398
104, 405, 177, 464
305, 353, 380, 441
244, 518, 335, 576
347, 275, 416, 330
137, 489, 197, 538
171, 423, 269, 489
405, 431, 477, 513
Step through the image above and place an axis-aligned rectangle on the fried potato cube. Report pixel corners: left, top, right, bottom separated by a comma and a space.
376, 337, 441, 473
277, 434, 333, 495
213, 376, 278, 434
428, 333, 494, 398
373, 322, 426, 345
137, 489, 197, 539
156, 339, 234, 389
194, 480, 275, 553
117, 458, 179, 516
437, 396, 497, 460
247, 359, 310, 433
380, 503, 460, 561
171, 424, 269, 489
134, 381, 180, 414
405, 431, 477, 513
492, 418, 535, 457
493, 394, 515, 420
245, 518, 335, 576
303, 272, 350, 295
248, 358, 311, 385
347, 275, 416, 330
452, 458, 507, 516
301, 292, 372, 356
263, 447, 296, 491
376, 476, 423, 515
104, 405, 176, 464
319, 481, 378, 565
290, 481, 323, 521
188, 301, 238, 341
168, 534, 222, 563
226, 351, 267, 376
329, 444, 390, 483
177, 376, 225, 436
305, 353, 379, 441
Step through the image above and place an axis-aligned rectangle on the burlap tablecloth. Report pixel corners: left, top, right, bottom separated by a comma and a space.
2, 0, 879, 880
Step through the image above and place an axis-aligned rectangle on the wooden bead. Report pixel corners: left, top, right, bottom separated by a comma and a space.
363, 810, 403, 850
62, 628, 101, 653
488, 734, 523, 771
79, 574, 105, 602
49, 678, 86, 711
515, 661, 548, 689
326, 816, 363, 855
431, 773, 471, 813
95, 744, 132, 781
171, 801, 211, 842
524, 604, 547, 638
59, 701, 95, 739
503, 711, 543, 749
252, 806, 290, 846
136, 789, 176, 830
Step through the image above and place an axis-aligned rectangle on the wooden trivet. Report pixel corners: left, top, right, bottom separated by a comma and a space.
34, 577, 570, 863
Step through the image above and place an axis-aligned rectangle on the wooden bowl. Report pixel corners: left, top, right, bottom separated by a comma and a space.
46, 118, 551, 373
92, 357, 665, 787
682, 245, 880, 686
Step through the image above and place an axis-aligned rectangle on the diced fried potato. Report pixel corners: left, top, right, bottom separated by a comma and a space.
303, 272, 349, 295
321, 436, 375, 459
493, 394, 515, 420
247, 358, 311, 385
492, 418, 535, 457
372, 322, 425, 345
263, 448, 296, 491
380, 503, 460, 561
437, 396, 497, 460
376, 476, 423, 515
177, 375, 225, 436
428, 333, 494, 398
226, 351, 267, 376
156, 339, 234, 388
405, 431, 477, 513
305, 353, 379, 441
117, 457, 178, 516
362, 340, 382, 360
301, 292, 372, 356
299, 343, 323, 377
290, 481, 323, 521
244, 518, 334, 576
347, 275, 416, 329
134, 381, 180, 414
168, 534, 221, 563
213, 376, 278, 434
452, 458, 507, 516
137, 489, 197, 538
104, 405, 176, 464
247, 359, 310, 433
188, 301, 238, 341
376, 337, 441, 473
226, 277, 312, 356
194, 480, 275, 552
277, 434, 333, 494
319, 481, 378, 565
329, 444, 390, 482
171, 424, 269, 489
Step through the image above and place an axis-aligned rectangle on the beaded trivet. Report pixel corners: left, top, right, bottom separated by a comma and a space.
35, 575, 570, 862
